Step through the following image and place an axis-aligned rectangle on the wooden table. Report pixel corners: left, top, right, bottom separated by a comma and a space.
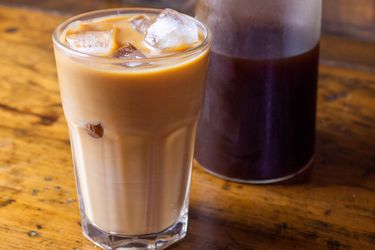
0, 2, 374, 250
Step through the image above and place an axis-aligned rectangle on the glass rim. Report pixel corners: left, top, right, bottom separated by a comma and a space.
52, 7, 211, 64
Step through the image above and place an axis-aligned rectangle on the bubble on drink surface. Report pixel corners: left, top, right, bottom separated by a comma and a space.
85, 123, 104, 138
65, 23, 118, 56
144, 9, 199, 49
129, 14, 153, 35
113, 42, 148, 67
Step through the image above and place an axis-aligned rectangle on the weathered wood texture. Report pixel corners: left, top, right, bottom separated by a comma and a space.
0, 5, 374, 250
0, 0, 374, 41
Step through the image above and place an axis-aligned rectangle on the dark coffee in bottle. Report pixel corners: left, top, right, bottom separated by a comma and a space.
195, 44, 319, 181
195, 0, 322, 183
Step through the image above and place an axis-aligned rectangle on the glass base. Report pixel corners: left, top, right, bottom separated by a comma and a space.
196, 157, 314, 184
81, 213, 188, 250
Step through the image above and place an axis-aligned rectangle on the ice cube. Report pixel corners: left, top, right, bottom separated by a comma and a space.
129, 14, 152, 35
113, 43, 146, 59
144, 9, 199, 49
66, 26, 118, 56
113, 43, 147, 67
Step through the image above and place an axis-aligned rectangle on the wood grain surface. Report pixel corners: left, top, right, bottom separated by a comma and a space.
0, 4, 374, 250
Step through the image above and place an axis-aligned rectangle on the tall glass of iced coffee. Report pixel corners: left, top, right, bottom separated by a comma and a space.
52, 8, 210, 249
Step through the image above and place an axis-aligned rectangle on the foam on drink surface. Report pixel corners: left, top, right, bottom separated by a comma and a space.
62, 9, 202, 60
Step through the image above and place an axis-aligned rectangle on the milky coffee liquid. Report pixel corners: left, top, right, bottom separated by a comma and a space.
55, 13, 208, 235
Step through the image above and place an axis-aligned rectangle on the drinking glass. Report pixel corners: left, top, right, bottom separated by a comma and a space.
53, 8, 210, 249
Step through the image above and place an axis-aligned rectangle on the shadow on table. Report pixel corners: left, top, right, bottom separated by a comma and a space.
311, 129, 375, 188
278, 128, 375, 187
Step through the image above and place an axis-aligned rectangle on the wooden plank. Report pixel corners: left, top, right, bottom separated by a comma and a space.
320, 35, 375, 73
0, 5, 374, 250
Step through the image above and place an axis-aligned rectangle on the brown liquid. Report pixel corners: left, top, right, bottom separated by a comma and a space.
55, 14, 209, 234
195, 45, 319, 181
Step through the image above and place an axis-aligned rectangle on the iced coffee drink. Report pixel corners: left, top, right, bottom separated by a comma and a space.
52, 8, 210, 249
